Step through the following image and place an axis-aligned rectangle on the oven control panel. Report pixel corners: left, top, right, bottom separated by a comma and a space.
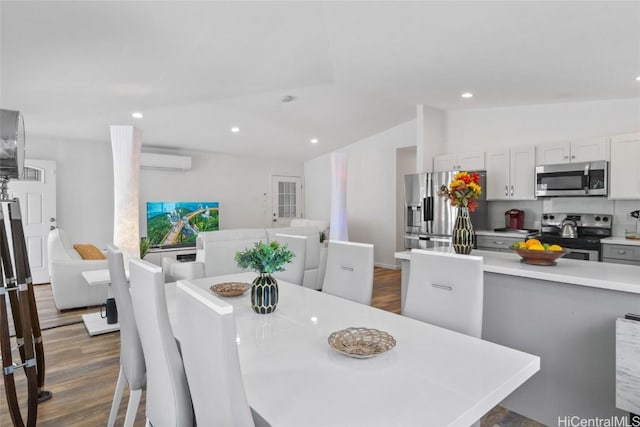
541, 213, 612, 229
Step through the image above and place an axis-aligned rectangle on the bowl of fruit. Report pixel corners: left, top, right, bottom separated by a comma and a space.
511, 239, 568, 266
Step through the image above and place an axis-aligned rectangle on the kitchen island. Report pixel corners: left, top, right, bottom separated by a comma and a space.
395, 249, 640, 426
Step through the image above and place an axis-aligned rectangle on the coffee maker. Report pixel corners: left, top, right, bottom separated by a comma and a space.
505, 209, 525, 230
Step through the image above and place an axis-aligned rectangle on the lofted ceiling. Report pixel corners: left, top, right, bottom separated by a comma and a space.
1, 1, 639, 161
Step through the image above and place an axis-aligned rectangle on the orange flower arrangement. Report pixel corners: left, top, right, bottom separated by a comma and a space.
439, 171, 482, 212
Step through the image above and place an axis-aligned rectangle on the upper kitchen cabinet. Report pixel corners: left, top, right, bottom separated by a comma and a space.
609, 133, 640, 199
433, 151, 485, 172
535, 138, 609, 166
486, 146, 536, 200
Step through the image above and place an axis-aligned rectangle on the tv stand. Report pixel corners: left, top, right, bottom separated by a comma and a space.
144, 246, 197, 266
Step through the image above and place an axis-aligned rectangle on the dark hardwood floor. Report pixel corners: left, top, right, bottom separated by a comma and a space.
0, 268, 543, 427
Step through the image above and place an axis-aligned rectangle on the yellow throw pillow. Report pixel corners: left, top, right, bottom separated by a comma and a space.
73, 244, 106, 260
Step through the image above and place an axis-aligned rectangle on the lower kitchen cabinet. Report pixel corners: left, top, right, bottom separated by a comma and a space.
601, 243, 640, 266
476, 235, 522, 252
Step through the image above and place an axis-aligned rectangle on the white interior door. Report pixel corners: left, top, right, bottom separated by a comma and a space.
7, 159, 57, 284
271, 175, 303, 227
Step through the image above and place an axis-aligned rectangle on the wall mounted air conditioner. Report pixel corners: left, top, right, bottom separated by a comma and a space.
140, 152, 192, 171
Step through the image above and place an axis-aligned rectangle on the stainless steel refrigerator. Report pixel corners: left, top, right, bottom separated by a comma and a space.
403, 171, 488, 249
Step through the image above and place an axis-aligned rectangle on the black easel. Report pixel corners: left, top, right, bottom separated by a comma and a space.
0, 187, 51, 427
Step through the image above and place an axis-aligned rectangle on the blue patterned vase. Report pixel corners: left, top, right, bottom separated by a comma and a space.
452, 206, 475, 255
251, 273, 278, 314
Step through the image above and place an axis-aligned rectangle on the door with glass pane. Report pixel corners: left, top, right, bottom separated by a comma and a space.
7, 159, 57, 284
271, 176, 303, 227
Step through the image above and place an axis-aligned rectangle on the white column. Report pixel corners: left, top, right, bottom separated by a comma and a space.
110, 126, 142, 264
416, 104, 446, 173
329, 152, 348, 241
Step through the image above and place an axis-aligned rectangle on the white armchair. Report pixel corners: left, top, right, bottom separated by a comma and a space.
47, 229, 109, 310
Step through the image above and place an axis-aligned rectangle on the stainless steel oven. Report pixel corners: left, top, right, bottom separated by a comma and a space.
535, 161, 608, 197
563, 247, 599, 262
537, 213, 611, 262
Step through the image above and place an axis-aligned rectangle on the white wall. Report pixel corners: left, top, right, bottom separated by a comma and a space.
305, 120, 416, 268
446, 98, 640, 151
26, 136, 115, 247
139, 149, 303, 234
27, 137, 302, 248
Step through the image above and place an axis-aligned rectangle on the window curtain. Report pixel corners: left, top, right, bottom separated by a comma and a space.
329, 152, 348, 241
110, 126, 142, 264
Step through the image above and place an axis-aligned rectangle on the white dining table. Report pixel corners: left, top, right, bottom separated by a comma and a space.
165, 272, 539, 427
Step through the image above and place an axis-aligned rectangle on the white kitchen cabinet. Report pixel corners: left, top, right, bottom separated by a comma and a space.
609, 133, 640, 199
536, 138, 609, 165
486, 146, 536, 200
433, 151, 484, 172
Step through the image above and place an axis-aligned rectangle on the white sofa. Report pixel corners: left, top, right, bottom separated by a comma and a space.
195, 220, 328, 290
47, 229, 109, 310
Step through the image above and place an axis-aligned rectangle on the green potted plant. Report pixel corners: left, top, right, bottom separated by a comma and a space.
140, 237, 150, 259
235, 241, 294, 314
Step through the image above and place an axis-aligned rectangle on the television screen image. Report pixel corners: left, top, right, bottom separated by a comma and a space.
146, 201, 219, 247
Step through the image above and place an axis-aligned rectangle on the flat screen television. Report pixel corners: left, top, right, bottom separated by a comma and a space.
146, 201, 219, 248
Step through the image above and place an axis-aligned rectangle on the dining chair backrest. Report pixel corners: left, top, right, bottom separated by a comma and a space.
403, 249, 484, 338
321, 240, 374, 305
272, 234, 307, 286
107, 245, 145, 389
176, 280, 255, 426
129, 258, 193, 427
197, 229, 267, 276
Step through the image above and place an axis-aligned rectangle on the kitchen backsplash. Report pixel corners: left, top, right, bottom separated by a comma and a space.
487, 201, 543, 230
485, 198, 640, 236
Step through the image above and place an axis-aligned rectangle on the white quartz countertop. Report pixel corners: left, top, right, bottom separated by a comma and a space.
601, 236, 640, 246
395, 248, 640, 295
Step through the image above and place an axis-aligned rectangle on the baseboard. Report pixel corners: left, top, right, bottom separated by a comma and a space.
374, 262, 400, 270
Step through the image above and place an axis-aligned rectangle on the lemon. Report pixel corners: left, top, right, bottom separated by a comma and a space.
518, 243, 527, 249
549, 244, 563, 252
528, 244, 545, 251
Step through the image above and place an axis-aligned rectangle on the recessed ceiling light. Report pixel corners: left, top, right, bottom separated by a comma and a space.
461, 92, 474, 99
636, 76, 640, 81
310, 138, 319, 144
132, 112, 143, 119
231, 126, 240, 133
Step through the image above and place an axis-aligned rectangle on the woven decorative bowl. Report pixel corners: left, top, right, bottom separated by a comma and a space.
328, 327, 396, 359
511, 248, 568, 266
210, 282, 250, 297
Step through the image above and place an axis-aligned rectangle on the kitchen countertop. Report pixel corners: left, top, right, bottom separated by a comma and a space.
395, 248, 640, 295
600, 236, 640, 246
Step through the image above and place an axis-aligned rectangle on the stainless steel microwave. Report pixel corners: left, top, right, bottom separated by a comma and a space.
535, 160, 608, 197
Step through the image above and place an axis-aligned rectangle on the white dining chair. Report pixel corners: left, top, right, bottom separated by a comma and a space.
272, 233, 307, 286
176, 280, 268, 426
322, 240, 374, 305
403, 249, 484, 338
129, 258, 193, 427
106, 245, 146, 427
